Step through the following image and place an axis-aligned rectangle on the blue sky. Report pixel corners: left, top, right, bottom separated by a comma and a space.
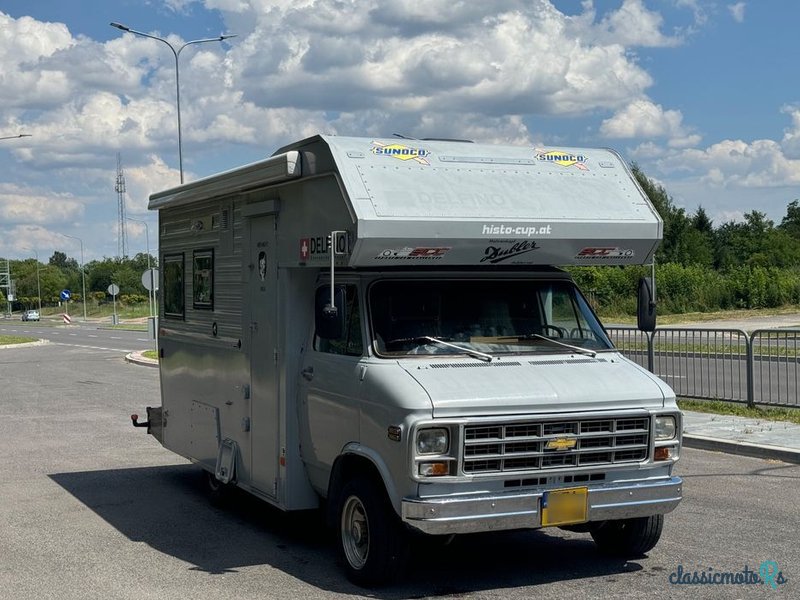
1, 1, 799, 262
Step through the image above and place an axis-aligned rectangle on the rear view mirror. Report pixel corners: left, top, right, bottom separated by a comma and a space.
315, 285, 346, 339
637, 276, 656, 332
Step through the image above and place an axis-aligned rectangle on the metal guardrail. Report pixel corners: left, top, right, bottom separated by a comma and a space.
607, 326, 800, 407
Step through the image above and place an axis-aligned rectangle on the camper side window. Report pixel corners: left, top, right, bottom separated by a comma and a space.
163, 253, 185, 319
193, 249, 214, 310
314, 285, 363, 356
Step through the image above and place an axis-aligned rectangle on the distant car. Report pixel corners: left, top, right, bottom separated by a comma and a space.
21, 310, 40, 322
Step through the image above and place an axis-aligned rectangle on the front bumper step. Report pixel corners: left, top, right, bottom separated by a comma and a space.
402, 476, 682, 535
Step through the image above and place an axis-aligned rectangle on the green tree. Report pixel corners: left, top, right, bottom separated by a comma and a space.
631, 164, 694, 264
49, 250, 78, 270
86, 257, 148, 297
778, 199, 800, 238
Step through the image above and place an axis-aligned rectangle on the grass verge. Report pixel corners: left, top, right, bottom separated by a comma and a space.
678, 398, 800, 425
142, 350, 158, 360
0, 335, 37, 345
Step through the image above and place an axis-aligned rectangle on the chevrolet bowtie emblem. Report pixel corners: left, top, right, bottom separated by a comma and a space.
545, 437, 577, 451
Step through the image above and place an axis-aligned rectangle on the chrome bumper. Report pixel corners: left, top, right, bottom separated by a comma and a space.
402, 476, 682, 535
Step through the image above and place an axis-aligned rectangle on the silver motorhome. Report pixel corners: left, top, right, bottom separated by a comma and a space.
136, 135, 682, 586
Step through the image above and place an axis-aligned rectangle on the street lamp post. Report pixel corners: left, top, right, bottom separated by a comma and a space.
110, 22, 236, 184
62, 234, 87, 321
126, 216, 155, 319
22, 248, 42, 313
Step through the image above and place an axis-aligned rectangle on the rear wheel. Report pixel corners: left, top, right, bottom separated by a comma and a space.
590, 515, 664, 557
337, 476, 409, 587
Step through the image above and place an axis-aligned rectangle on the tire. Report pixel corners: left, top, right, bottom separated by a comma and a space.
337, 476, 409, 587
590, 515, 664, 557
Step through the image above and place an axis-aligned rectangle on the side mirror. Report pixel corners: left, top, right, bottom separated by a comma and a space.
637, 276, 656, 332
315, 285, 346, 339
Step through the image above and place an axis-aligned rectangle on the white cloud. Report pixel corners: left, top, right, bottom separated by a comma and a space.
0, 183, 84, 225
221, 0, 659, 121
780, 104, 800, 159
600, 99, 700, 147
728, 2, 746, 23
589, 0, 684, 47
654, 137, 800, 189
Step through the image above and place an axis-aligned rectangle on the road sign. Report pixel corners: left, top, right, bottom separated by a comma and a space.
107, 284, 120, 296
63, 314, 72, 324
141, 268, 159, 292
60, 289, 71, 301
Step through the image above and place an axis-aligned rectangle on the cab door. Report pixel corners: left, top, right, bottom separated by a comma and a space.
297, 284, 364, 488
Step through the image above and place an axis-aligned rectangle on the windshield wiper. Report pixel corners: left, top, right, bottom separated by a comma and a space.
496, 333, 596, 357
385, 335, 495, 362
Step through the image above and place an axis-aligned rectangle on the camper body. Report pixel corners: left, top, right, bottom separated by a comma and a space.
144, 135, 682, 585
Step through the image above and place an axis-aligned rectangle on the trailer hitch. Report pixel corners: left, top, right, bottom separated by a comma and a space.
130, 407, 163, 442
130, 414, 149, 428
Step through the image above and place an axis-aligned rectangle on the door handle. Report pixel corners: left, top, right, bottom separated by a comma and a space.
301, 366, 314, 381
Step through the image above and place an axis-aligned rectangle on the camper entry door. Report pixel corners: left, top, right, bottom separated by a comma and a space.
247, 214, 280, 498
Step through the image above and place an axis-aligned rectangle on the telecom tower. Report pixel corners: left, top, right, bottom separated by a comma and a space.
115, 153, 128, 258
0, 258, 11, 316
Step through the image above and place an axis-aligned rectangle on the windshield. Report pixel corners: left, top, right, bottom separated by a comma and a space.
369, 279, 613, 357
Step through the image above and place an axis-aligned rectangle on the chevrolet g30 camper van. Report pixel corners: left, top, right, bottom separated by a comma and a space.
134, 135, 682, 586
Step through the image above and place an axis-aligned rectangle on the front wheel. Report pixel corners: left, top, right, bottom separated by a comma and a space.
337, 476, 409, 587
590, 515, 664, 557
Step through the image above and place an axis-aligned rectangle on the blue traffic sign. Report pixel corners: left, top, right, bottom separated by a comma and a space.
60, 289, 71, 301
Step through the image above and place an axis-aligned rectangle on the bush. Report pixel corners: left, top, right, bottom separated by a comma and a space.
120, 294, 148, 305
571, 263, 800, 316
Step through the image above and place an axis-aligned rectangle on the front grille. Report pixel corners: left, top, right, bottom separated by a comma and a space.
463, 416, 650, 474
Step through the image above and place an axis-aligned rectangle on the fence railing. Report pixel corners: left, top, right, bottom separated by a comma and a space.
606, 327, 800, 407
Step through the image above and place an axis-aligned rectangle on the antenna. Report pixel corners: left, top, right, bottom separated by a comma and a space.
115, 153, 128, 258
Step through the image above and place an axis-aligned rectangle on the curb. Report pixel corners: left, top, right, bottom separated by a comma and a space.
125, 351, 158, 368
0, 339, 49, 349
683, 433, 800, 464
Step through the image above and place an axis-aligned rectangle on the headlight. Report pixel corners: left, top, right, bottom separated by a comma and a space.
416, 428, 449, 454
655, 416, 677, 441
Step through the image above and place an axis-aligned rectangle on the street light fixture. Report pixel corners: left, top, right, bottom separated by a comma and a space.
110, 22, 236, 184
61, 234, 87, 321
0, 134, 32, 141
126, 216, 155, 319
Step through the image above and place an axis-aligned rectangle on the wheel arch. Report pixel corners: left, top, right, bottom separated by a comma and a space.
326, 444, 402, 529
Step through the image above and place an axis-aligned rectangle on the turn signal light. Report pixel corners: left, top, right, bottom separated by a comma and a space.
419, 462, 450, 476
654, 447, 673, 461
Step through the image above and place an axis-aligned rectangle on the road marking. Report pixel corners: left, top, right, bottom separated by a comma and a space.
50, 342, 134, 352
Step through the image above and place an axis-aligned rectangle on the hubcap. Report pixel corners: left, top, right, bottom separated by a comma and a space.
341, 495, 369, 569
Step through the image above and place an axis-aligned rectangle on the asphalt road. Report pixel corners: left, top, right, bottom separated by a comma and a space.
0, 319, 153, 352
0, 333, 797, 599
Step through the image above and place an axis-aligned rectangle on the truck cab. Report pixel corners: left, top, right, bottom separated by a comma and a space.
302, 269, 680, 584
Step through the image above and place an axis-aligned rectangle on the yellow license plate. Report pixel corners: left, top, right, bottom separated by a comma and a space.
541, 487, 588, 527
